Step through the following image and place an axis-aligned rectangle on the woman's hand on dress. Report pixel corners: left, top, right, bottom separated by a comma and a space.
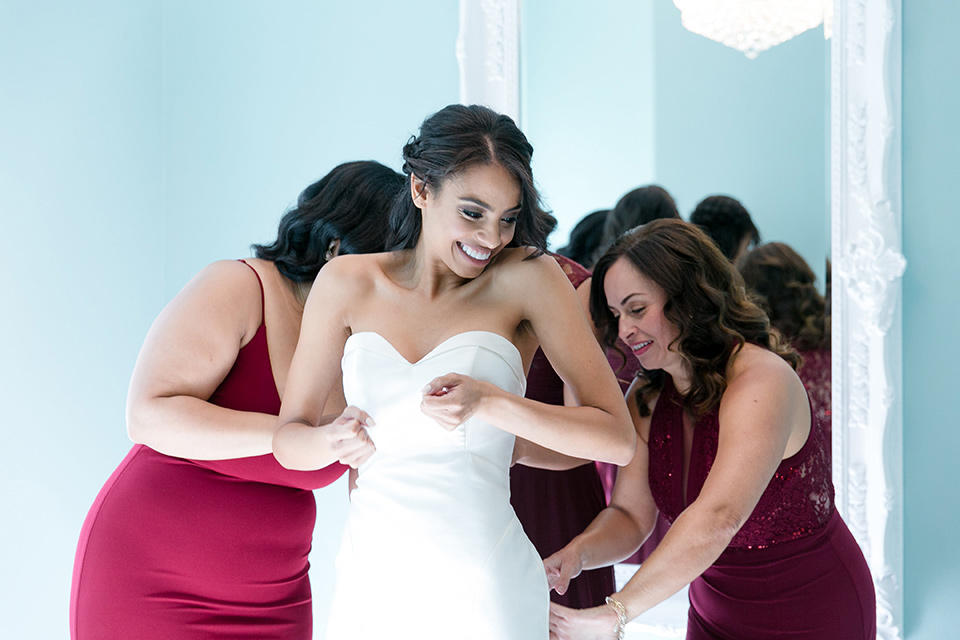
420, 373, 490, 431
324, 406, 376, 468
549, 603, 621, 640
543, 545, 584, 596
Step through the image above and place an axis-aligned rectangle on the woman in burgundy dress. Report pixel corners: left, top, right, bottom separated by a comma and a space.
70, 161, 403, 639
737, 242, 831, 442
546, 220, 874, 639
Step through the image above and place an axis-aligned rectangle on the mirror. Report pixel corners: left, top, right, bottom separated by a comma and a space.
519, 4, 829, 636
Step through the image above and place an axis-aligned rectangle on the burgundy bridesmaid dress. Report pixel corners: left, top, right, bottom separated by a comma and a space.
647, 376, 875, 639
70, 261, 345, 639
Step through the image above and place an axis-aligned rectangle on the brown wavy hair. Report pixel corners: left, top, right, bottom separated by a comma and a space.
589, 219, 799, 417
737, 242, 829, 351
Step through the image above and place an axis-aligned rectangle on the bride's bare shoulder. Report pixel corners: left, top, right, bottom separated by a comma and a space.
314, 253, 391, 294
492, 248, 570, 291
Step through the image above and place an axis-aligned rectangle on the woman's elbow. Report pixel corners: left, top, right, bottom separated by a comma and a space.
607, 425, 637, 466
705, 506, 745, 546
272, 423, 306, 470
125, 398, 151, 445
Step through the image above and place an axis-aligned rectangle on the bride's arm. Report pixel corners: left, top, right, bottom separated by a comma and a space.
273, 258, 375, 470
422, 253, 635, 465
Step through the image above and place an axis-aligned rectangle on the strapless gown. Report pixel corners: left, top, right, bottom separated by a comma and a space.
326, 331, 549, 640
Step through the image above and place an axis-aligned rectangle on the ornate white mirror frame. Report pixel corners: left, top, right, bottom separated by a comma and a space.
457, 1, 905, 638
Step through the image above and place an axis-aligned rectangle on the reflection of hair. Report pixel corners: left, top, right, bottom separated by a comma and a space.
689, 195, 760, 261
593, 185, 678, 265
737, 242, 828, 351
252, 161, 404, 282
556, 209, 609, 268
589, 219, 798, 416
387, 104, 556, 254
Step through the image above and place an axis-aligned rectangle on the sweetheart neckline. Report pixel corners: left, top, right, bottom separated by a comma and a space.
344, 330, 524, 372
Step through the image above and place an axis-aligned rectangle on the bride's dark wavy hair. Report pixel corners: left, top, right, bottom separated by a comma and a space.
252, 161, 404, 282
386, 104, 556, 255
589, 219, 799, 417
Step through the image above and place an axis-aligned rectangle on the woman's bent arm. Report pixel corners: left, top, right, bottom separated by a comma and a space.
594, 353, 809, 621
274, 258, 375, 470
499, 254, 636, 464
126, 261, 278, 460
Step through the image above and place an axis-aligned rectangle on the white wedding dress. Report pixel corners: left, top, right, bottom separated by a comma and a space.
326, 331, 549, 640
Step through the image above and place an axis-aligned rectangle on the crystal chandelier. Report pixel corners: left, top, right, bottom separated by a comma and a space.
673, 0, 832, 59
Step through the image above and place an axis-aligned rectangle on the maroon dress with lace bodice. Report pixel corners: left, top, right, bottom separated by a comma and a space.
647, 376, 875, 639
71, 261, 346, 639
509, 254, 616, 608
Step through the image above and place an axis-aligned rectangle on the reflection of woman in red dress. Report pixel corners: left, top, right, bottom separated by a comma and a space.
547, 221, 873, 640
738, 242, 831, 442
69, 162, 403, 639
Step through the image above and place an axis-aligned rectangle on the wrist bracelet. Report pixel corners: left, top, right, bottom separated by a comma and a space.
605, 595, 627, 640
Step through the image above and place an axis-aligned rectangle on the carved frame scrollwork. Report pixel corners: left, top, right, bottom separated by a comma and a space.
456, 0, 521, 123
460, 2, 905, 638
832, 1, 904, 638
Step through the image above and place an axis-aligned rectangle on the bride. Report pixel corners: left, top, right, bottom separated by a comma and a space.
273, 104, 636, 640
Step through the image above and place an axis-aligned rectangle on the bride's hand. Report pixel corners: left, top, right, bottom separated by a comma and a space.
324, 406, 376, 467
549, 602, 621, 640
420, 373, 490, 430
543, 544, 584, 596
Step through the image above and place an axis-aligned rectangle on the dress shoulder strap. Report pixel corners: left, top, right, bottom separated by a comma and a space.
551, 253, 592, 288
237, 259, 266, 320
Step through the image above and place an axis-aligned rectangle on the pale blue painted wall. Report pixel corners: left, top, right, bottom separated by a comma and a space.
0, 1, 457, 638
523, 0, 656, 250
652, 2, 829, 286
902, 3, 960, 638
524, 2, 829, 288
0, 2, 165, 638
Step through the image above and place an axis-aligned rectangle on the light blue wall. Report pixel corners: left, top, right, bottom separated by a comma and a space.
161, 0, 458, 296
0, 2, 164, 638
902, 3, 960, 638
524, 2, 829, 287
523, 0, 656, 250
652, 3, 829, 285
0, 1, 457, 638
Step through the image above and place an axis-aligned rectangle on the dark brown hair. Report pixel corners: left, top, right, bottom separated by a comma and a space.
589, 219, 798, 416
737, 242, 829, 351
252, 161, 404, 282
386, 104, 555, 255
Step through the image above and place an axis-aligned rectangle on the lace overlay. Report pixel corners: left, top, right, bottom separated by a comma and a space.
647, 376, 834, 549
798, 347, 831, 441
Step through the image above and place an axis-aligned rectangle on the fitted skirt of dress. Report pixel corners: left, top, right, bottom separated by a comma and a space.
686, 510, 875, 639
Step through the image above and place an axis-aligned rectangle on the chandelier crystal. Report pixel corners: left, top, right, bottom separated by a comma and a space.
673, 0, 832, 59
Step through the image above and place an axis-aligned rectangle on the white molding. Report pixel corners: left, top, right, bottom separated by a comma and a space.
832, 1, 904, 638
456, 0, 521, 123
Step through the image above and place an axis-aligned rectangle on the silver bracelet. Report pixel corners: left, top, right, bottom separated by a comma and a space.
605, 595, 627, 640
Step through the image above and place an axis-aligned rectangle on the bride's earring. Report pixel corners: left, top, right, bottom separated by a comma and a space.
326, 238, 341, 262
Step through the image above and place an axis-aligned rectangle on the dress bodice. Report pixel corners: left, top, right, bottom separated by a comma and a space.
343, 330, 526, 470
647, 376, 834, 549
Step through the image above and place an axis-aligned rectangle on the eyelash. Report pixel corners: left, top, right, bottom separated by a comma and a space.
611, 308, 645, 319
460, 209, 518, 225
